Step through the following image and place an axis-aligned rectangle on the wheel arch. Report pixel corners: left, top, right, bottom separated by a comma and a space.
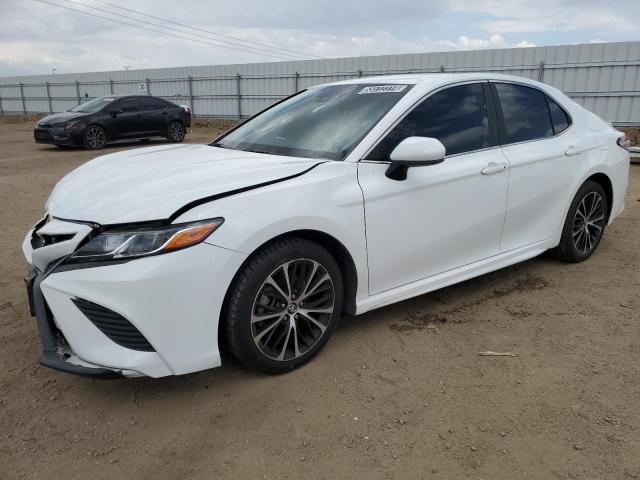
218, 229, 359, 346
585, 172, 613, 222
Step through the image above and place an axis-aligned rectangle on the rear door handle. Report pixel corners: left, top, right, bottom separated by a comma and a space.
565, 145, 585, 156
481, 162, 507, 175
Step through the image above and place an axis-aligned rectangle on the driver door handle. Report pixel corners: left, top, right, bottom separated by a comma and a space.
481, 162, 507, 175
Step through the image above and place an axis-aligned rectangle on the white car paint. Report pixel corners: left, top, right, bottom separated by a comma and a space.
23, 73, 630, 377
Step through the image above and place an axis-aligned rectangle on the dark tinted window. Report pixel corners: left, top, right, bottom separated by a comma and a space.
139, 97, 168, 110
495, 83, 553, 143
547, 96, 571, 134
368, 83, 490, 159
114, 98, 139, 113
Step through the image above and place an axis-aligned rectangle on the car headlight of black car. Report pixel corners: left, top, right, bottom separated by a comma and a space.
64, 120, 82, 130
68, 218, 224, 262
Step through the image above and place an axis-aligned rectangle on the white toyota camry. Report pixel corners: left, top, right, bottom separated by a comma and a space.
23, 73, 630, 378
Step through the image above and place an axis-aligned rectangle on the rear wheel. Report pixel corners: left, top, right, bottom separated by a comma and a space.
553, 180, 608, 262
223, 238, 343, 374
83, 125, 107, 149
166, 121, 185, 143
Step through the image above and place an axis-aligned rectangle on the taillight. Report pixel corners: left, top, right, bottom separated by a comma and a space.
186, 107, 192, 116
617, 134, 631, 151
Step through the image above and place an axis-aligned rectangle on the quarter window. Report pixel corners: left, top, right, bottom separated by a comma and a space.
546, 96, 571, 134
495, 83, 553, 143
368, 83, 491, 159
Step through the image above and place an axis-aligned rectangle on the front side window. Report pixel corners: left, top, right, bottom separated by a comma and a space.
495, 83, 553, 144
114, 98, 139, 113
367, 83, 491, 160
216, 84, 413, 161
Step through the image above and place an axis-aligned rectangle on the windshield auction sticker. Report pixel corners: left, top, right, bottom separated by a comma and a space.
358, 85, 408, 94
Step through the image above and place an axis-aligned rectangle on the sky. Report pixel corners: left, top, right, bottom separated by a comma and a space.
0, 0, 638, 77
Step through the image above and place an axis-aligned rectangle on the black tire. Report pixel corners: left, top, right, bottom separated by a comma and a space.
223, 237, 343, 374
82, 125, 107, 150
166, 120, 186, 143
553, 180, 608, 262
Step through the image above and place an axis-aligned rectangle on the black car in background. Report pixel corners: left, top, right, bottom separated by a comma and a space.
34, 95, 190, 149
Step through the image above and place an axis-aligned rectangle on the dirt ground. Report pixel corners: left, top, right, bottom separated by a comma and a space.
0, 119, 638, 480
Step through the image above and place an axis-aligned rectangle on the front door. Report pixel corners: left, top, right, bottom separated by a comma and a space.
358, 82, 510, 295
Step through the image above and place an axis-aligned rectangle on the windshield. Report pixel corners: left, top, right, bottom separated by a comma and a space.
70, 97, 115, 113
215, 83, 413, 161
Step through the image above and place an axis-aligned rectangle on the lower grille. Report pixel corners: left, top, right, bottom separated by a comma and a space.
72, 298, 155, 352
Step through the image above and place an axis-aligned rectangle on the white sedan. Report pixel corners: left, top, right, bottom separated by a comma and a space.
23, 73, 630, 378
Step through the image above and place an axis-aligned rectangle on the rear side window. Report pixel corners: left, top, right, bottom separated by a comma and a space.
546, 96, 571, 134
139, 97, 168, 110
495, 83, 553, 144
114, 98, 139, 113
368, 83, 490, 159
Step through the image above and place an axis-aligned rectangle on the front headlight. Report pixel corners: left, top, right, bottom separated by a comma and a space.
65, 120, 81, 130
68, 218, 224, 262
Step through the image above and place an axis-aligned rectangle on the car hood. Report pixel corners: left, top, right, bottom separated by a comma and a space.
37, 111, 90, 126
46, 144, 323, 225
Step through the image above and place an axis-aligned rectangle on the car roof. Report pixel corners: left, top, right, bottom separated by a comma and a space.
320, 72, 545, 90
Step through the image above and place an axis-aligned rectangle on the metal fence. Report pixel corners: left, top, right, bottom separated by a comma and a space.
1, 41, 639, 126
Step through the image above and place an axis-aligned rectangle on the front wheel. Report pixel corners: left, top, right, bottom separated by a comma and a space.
553, 180, 608, 262
223, 238, 343, 374
83, 125, 107, 149
166, 120, 185, 143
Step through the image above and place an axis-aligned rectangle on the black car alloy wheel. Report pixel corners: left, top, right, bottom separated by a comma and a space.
168, 121, 185, 142
84, 126, 107, 149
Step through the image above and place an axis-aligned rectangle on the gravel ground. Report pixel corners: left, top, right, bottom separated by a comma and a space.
0, 119, 638, 480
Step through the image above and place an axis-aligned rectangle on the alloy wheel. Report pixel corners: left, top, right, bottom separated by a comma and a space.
85, 127, 106, 149
572, 191, 605, 253
251, 259, 335, 361
169, 122, 185, 141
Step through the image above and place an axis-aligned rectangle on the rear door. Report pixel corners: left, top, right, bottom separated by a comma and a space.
358, 82, 510, 294
492, 82, 587, 251
138, 96, 171, 136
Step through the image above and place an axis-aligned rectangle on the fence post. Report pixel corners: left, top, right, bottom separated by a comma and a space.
109, 79, 114, 95
75, 80, 81, 104
146, 77, 151, 95
236, 73, 242, 119
187, 76, 195, 116
294, 71, 299, 92
45, 81, 53, 114
538, 61, 545, 82
19, 82, 26, 114
0, 88, 4, 114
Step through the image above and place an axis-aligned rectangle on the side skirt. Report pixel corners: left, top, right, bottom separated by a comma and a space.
355, 238, 555, 315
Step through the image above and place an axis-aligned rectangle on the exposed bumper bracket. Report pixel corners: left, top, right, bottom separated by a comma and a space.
27, 263, 123, 379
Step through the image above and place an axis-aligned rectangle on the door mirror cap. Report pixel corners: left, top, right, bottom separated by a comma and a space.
386, 137, 446, 180
109, 109, 123, 117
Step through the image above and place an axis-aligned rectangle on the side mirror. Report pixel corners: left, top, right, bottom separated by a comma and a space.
110, 109, 123, 118
386, 137, 446, 180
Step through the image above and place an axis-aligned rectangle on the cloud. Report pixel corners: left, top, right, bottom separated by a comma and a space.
0, 0, 636, 77
449, 0, 640, 34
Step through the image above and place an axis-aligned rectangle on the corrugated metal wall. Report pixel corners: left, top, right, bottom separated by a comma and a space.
1, 41, 639, 125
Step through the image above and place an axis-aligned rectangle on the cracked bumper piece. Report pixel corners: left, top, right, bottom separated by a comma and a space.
26, 243, 247, 378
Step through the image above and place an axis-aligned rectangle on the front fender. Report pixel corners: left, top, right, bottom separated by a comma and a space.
173, 161, 370, 302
